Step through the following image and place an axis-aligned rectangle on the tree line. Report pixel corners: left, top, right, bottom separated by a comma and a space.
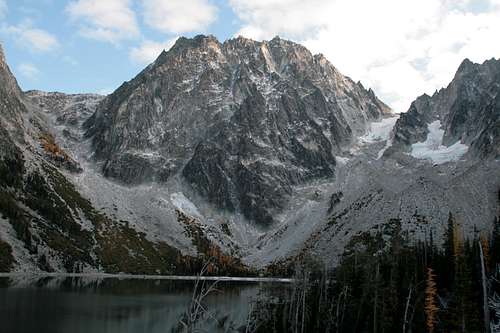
251, 214, 500, 333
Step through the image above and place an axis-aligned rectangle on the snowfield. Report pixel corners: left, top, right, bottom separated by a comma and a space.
359, 116, 399, 143
410, 120, 469, 164
170, 192, 203, 219
357, 115, 398, 159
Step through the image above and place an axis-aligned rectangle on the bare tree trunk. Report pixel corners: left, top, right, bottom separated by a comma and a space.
479, 241, 490, 333
301, 283, 306, 333
341, 286, 348, 329
294, 286, 299, 333
336, 285, 348, 332
336, 287, 342, 331
374, 263, 380, 333
289, 268, 298, 332
317, 267, 326, 329
289, 286, 296, 325
408, 296, 417, 333
354, 288, 367, 332
403, 285, 413, 333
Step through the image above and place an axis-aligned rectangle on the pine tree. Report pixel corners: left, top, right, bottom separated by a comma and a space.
445, 213, 455, 257
444, 213, 456, 288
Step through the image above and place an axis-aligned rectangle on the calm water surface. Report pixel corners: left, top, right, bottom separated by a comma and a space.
0, 276, 289, 333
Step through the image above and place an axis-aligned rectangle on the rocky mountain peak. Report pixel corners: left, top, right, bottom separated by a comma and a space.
453, 57, 500, 84
387, 57, 500, 159
84, 35, 391, 225
150, 35, 224, 73
456, 58, 474, 73
0, 44, 22, 97
0, 44, 29, 140
172, 34, 221, 51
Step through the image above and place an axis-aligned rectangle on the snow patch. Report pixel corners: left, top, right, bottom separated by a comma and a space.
135, 150, 162, 159
360, 116, 399, 144
410, 120, 469, 164
241, 157, 285, 168
170, 192, 203, 218
335, 156, 350, 165
377, 138, 393, 160
260, 43, 277, 73
154, 97, 163, 113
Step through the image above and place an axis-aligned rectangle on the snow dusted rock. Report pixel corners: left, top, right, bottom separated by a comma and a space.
0, 44, 214, 274
85, 35, 391, 224
387, 58, 500, 160
25, 91, 103, 130
1, 37, 498, 275
259, 58, 500, 268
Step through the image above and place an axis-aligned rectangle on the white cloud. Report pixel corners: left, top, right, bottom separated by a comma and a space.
2, 22, 59, 53
66, 0, 139, 44
18, 62, 40, 80
230, 0, 328, 40
129, 38, 177, 65
142, 0, 217, 34
230, 0, 500, 112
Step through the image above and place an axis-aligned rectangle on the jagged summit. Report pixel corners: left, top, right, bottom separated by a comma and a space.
171, 34, 220, 50
0, 38, 498, 275
456, 57, 474, 72
153, 35, 344, 78
387, 57, 500, 159
0, 43, 22, 98
84, 34, 391, 225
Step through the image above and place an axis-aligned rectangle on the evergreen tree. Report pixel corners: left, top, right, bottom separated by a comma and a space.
444, 213, 456, 287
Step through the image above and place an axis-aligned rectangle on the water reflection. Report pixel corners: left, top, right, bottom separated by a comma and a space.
0, 276, 289, 333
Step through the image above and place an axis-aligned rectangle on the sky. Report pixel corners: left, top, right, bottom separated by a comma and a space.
1, 0, 500, 112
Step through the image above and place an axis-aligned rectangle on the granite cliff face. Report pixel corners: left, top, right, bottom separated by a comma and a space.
388, 58, 500, 159
0, 46, 221, 274
0, 38, 498, 274
85, 35, 390, 224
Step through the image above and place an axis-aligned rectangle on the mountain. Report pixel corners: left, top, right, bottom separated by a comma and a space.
0, 37, 498, 275
287, 58, 500, 268
387, 58, 500, 160
0, 46, 223, 275
84, 35, 390, 225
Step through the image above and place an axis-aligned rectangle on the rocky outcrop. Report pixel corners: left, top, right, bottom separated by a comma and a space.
25, 91, 104, 171
0, 46, 29, 143
85, 35, 391, 224
25, 91, 103, 128
0, 45, 28, 188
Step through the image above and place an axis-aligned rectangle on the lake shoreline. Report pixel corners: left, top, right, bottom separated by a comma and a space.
0, 272, 293, 283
